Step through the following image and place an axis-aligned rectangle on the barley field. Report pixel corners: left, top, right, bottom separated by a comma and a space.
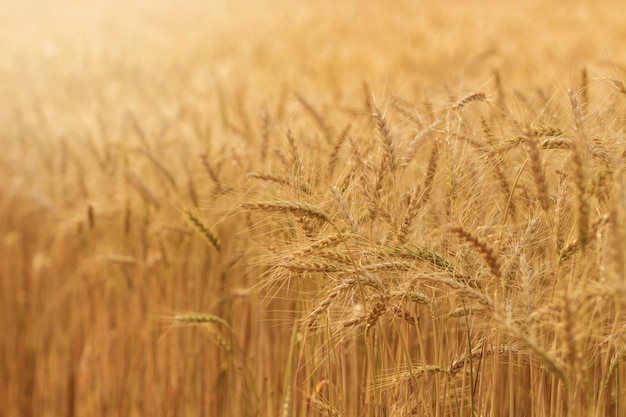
2, 1, 626, 416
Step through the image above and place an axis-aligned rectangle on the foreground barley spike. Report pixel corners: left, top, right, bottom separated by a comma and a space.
241, 201, 332, 223
173, 313, 231, 329
247, 171, 313, 195
373, 106, 397, 173
522, 127, 550, 211
450, 225, 501, 277
184, 209, 222, 252
451, 92, 487, 109
568, 89, 590, 251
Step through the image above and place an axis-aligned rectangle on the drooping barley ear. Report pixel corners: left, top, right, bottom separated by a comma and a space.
127, 111, 151, 150
242, 201, 332, 224
235, 88, 253, 138
433, 275, 495, 310
215, 85, 245, 137
451, 92, 487, 109
540, 137, 574, 150
295, 92, 333, 144
423, 99, 435, 121
306, 280, 355, 329
568, 89, 591, 252
365, 299, 387, 333
362, 80, 374, 113
199, 153, 223, 191
444, 306, 486, 320
480, 116, 495, 146
260, 107, 271, 162
184, 209, 222, 252
487, 137, 523, 160
610, 79, 626, 95
125, 171, 161, 210
373, 106, 397, 173
494, 311, 567, 385
285, 128, 303, 177
560, 289, 579, 379
571, 146, 589, 252
449, 344, 485, 377
285, 233, 350, 261
605, 347, 626, 388
560, 214, 609, 261
123, 199, 132, 235
328, 124, 351, 178
296, 216, 317, 238
403, 119, 441, 167
173, 313, 231, 329
568, 88, 586, 139
522, 128, 550, 211
207, 328, 232, 354
609, 160, 625, 281
559, 239, 579, 262
87, 204, 95, 230
331, 186, 359, 234
580, 66, 589, 110
370, 163, 387, 222
273, 147, 291, 172
378, 365, 448, 390
386, 246, 454, 272
420, 141, 439, 202
493, 70, 505, 105
347, 135, 366, 176
450, 225, 501, 278
391, 97, 424, 129
490, 159, 512, 209
138, 148, 178, 191
279, 260, 343, 273
397, 184, 422, 245
247, 171, 314, 196
398, 142, 439, 244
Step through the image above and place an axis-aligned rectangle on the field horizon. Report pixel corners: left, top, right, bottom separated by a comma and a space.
2, 1, 626, 416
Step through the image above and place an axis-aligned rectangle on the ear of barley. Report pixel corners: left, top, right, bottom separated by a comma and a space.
580, 66, 589, 108
173, 313, 231, 329
138, 148, 178, 190
522, 128, 550, 211
365, 299, 386, 333
611, 79, 626, 95
451, 92, 487, 109
125, 171, 160, 210
327, 124, 351, 177
87, 204, 95, 230
295, 92, 333, 144
278, 260, 343, 273
241, 201, 332, 224
285, 128, 303, 177
403, 119, 441, 166
391, 98, 425, 129
398, 142, 439, 244
331, 186, 359, 234
247, 171, 313, 195
285, 233, 351, 260
566, 91, 591, 253
373, 105, 397, 173
184, 209, 221, 252
260, 107, 271, 161
450, 225, 501, 278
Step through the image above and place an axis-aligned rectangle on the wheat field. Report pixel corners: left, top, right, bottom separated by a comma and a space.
2, 1, 626, 416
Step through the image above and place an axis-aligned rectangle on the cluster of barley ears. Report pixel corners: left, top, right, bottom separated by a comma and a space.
238, 80, 626, 416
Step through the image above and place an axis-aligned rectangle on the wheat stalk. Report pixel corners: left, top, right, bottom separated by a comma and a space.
522, 127, 550, 211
